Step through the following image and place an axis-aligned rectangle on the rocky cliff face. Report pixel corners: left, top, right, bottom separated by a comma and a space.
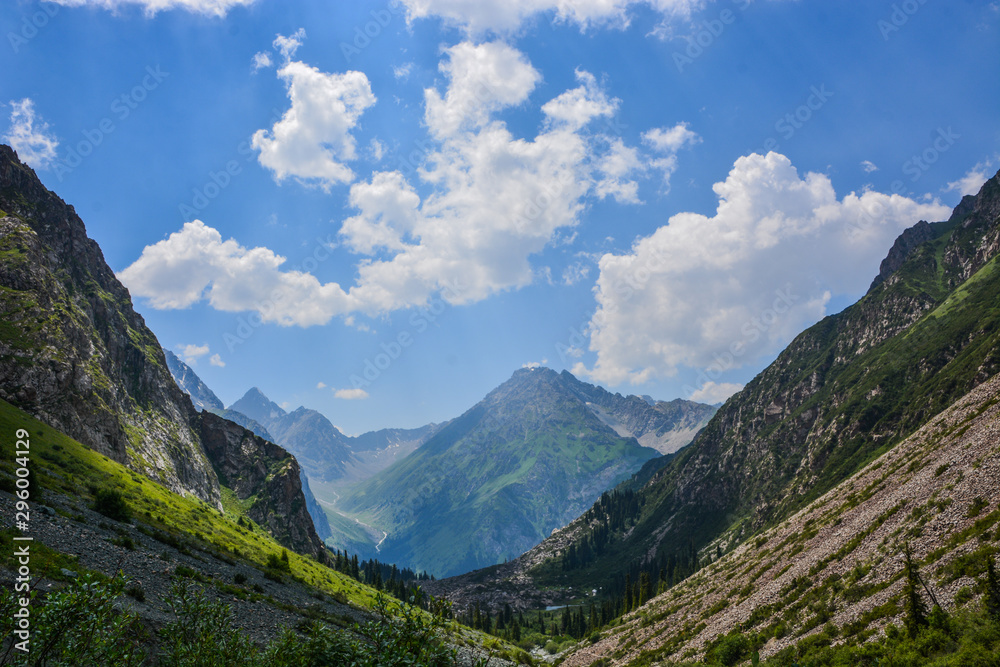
197, 411, 324, 556
0, 145, 219, 506
0, 145, 323, 557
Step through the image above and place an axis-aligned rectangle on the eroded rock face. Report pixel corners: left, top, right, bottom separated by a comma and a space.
198, 411, 324, 557
0, 145, 220, 507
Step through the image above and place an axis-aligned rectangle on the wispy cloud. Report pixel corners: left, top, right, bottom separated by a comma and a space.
3, 99, 59, 170
334, 387, 369, 400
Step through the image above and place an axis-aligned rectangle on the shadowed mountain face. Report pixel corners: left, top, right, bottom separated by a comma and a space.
0, 145, 323, 557
426, 169, 1000, 612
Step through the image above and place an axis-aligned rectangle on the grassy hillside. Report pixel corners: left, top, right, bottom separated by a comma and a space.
0, 397, 375, 607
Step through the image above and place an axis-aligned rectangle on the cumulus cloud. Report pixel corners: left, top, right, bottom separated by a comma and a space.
334, 388, 369, 400
397, 0, 702, 34
424, 41, 541, 139
574, 152, 952, 386
541, 69, 617, 131
860, 159, 878, 173
122, 41, 697, 325
3, 99, 59, 170
47, 0, 254, 17
688, 381, 743, 404
118, 220, 353, 327
252, 30, 376, 189
209, 353, 225, 367
336, 40, 662, 313
178, 343, 210, 365
946, 160, 995, 197
316, 381, 327, 389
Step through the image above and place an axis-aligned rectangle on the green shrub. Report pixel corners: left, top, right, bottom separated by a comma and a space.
93, 487, 131, 522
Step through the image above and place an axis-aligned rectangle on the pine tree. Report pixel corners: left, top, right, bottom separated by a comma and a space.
985, 554, 1000, 622
903, 544, 928, 639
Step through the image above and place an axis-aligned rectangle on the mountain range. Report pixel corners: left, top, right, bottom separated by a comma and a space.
335, 366, 716, 576
177, 361, 715, 577
5, 135, 1000, 665
425, 167, 1000, 645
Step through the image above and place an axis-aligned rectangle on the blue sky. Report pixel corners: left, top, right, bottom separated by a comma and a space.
2, 0, 998, 434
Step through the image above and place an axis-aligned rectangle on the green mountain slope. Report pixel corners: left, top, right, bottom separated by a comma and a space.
337, 367, 665, 577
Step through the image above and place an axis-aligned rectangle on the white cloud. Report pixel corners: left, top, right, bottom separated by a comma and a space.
594, 137, 643, 204
541, 69, 617, 131
642, 122, 701, 191
642, 123, 700, 153
47, 0, 254, 17
123, 42, 696, 325
209, 353, 226, 367
522, 360, 547, 369
424, 41, 541, 139
3, 99, 59, 170
316, 381, 327, 389
334, 388, 369, 400
273, 28, 305, 60
860, 159, 878, 173
946, 160, 995, 197
574, 152, 952, 385
393, 63, 414, 80
178, 343, 210, 365
252, 31, 376, 189
561, 261, 591, 285
118, 220, 353, 327
251, 51, 273, 72
688, 381, 743, 404
398, 0, 702, 34
336, 41, 659, 314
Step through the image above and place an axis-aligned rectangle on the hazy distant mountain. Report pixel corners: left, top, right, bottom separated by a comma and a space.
337, 367, 714, 577
163, 350, 224, 412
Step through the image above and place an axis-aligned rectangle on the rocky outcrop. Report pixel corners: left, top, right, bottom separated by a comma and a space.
0, 145, 220, 507
197, 410, 324, 557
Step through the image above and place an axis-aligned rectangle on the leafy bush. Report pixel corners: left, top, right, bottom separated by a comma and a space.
0, 573, 145, 666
